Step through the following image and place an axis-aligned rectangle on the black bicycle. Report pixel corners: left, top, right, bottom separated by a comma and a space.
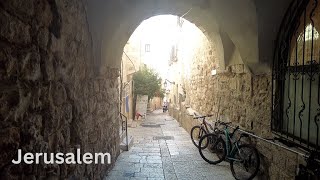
296, 151, 320, 179
199, 121, 260, 180
190, 114, 219, 149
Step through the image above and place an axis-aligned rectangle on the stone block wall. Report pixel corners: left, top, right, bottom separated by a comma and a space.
169, 107, 201, 134
169, 29, 304, 179
0, 0, 120, 179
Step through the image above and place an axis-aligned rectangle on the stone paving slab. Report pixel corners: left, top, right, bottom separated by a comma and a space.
105, 110, 233, 180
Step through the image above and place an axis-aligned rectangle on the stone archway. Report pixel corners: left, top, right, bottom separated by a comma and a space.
0, 0, 300, 179
86, 0, 259, 74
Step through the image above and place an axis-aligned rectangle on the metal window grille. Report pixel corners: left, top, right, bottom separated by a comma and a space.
272, 0, 320, 151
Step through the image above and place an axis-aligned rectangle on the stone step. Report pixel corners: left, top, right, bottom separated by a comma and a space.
119, 131, 126, 142
120, 135, 134, 151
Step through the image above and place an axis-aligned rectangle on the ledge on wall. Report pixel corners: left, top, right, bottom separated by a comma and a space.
181, 102, 200, 116
216, 64, 251, 75
185, 107, 199, 116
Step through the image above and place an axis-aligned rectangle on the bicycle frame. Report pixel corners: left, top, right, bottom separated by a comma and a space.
223, 126, 243, 162
192, 114, 216, 148
197, 117, 215, 133
195, 119, 209, 141
201, 119, 209, 132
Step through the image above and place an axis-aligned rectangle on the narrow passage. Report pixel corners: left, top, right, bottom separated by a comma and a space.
105, 110, 233, 180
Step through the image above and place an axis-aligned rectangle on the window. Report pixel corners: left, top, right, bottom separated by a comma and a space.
272, 0, 320, 150
145, 44, 150, 52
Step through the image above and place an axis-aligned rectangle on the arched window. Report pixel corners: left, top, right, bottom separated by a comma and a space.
290, 23, 320, 66
272, 0, 320, 150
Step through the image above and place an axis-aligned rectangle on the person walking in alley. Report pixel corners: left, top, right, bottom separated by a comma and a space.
163, 101, 168, 112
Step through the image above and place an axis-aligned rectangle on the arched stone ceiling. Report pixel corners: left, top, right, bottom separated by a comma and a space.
87, 0, 292, 75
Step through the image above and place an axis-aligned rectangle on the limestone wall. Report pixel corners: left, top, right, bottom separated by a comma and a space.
0, 0, 120, 179
168, 26, 303, 179
149, 97, 163, 111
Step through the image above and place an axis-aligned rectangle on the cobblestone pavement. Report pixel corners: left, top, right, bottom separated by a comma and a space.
105, 110, 233, 180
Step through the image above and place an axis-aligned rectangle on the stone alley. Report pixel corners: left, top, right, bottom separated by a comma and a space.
2, 0, 320, 179
105, 110, 233, 180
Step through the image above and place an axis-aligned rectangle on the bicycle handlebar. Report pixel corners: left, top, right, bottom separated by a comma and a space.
216, 121, 240, 136
216, 121, 232, 126
193, 114, 213, 119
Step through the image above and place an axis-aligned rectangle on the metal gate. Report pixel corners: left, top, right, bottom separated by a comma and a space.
272, 0, 320, 151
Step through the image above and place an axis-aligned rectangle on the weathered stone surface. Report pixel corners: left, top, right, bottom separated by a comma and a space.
0, 0, 120, 179
0, 11, 31, 45
0, 127, 20, 170
168, 25, 301, 179
0, 0, 35, 19
20, 47, 41, 81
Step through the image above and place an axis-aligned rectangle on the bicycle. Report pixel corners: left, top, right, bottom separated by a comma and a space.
190, 114, 219, 149
199, 121, 260, 180
296, 151, 320, 179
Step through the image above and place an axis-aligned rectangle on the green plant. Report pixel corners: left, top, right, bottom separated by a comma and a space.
132, 66, 163, 100
132, 66, 164, 118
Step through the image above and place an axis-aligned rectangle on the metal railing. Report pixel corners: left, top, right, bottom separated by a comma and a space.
228, 124, 308, 157
119, 112, 129, 151
223, 124, 320, 168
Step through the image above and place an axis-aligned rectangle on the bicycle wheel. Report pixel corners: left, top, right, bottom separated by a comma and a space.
230, 144, 260, 180
198, 134, 226, 164
191, 126, 207, 148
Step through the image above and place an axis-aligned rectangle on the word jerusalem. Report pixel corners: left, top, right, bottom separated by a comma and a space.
12, 149, 111, 165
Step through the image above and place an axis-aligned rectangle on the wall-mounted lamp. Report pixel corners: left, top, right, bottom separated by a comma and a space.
164, 79, 175, 88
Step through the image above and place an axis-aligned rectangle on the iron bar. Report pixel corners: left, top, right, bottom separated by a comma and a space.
293, 29, 299, 142
180, 8, 192, 18
120, 112, 129, 151
286, 69, 291, 139
299, 9, 307, 145
228, 125, 308, 157
316, 73, 320, 147
307, 0, 317, 148
272, 0, 319, 150
123, 51, 137, 72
